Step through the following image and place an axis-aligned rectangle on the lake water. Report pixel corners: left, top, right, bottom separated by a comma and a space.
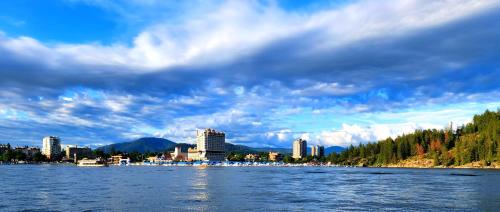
0, 165, 499, 211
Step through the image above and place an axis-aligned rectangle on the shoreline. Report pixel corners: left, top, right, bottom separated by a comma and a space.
2, 162, 500, 169
374, 165, 500, 170
372, 158, 500, 170
368, 165, 500, 170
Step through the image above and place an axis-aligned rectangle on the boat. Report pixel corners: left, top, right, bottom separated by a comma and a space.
198, 164, 208, 168
119, 158, 130, 166
77, 158, 108, 167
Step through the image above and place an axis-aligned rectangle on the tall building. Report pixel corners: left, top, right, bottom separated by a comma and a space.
311, 145, 325, 157
197, 128, 225, 161
318, 145, 325, 158
292, 138, 307, 159
42, 136, 61, 160
311, 145, 318, 157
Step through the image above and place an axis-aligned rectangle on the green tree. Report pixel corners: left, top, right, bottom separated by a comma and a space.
258, 152, 269, 162
14, 151, 27, 161
227, 152, 245, 161
2, 150, 14, 162
283, 155, 293, 163
93, 149, 108, 159
32, 152, 46, 162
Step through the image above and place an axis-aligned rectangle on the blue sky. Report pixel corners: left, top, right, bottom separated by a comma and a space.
0, 0, 499, 148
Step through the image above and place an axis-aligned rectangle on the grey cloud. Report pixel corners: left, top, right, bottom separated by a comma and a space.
0, 2, 499, 147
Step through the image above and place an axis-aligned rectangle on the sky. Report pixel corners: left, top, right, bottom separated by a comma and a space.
0, 0, 499, 148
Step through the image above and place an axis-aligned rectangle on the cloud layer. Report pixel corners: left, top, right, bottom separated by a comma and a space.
0, 0, 499, 147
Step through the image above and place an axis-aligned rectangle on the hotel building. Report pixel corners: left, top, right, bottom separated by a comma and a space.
42, 136, 62, 160
196, 128, 225, 161
292, 138, 307, 159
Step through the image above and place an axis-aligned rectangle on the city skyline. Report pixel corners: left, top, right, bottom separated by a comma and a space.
0, 0, 499, 148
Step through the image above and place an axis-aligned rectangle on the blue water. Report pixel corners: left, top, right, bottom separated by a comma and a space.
0, 165, 499, 211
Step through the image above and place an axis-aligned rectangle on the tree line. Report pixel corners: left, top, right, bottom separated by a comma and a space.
326, 109, 500, 166
0, 145, 47, 163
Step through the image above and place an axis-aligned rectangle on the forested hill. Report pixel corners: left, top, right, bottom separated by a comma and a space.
327, 109, 500, 167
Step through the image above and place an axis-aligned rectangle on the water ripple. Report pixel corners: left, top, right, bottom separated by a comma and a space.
0, 166, 499, 210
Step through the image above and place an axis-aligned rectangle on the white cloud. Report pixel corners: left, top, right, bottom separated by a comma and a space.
319, 123, 412, 147
0, 1, 499, 147
2, 0, 497, 71
266, 129, 292, 142
299, 133, 311, 141
291, 82, 362, 96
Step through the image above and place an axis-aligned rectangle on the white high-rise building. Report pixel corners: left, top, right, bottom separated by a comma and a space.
196, 129, 225, 161
292, 138, 307, 159
42, 136, 61, 160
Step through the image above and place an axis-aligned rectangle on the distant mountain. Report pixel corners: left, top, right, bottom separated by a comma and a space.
98, 137, 176, 153
160, 143, 255, 153
225, 143, 257, 154
252, 147, 292, 154
325, 146, 346, 155
171, 143, 195, 152
98, 137, 346, 155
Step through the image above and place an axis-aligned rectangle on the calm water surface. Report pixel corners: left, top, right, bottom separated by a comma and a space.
1, 165, 499, 211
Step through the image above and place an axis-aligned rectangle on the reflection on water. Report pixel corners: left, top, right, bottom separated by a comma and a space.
0, 165, 499, 211
191, 167, 209, 203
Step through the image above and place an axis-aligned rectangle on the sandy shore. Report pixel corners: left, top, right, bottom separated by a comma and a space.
376, 158, 500, 169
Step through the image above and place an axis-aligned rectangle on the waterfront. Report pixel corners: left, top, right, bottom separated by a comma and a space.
1, 166, 500, 211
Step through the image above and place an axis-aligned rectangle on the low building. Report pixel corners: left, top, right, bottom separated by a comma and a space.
162, 152, 173, 161
14, 146, 40, 159
65, 146, 92, 159
268, 152, 283, 162
172, 146, 187, 161
146, 154, 171, 163
0, 144, 10, 153
147, 156, 161, 163
244, 154, 259, 162
111, 155, 123, 165
187, 147, 200, 161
